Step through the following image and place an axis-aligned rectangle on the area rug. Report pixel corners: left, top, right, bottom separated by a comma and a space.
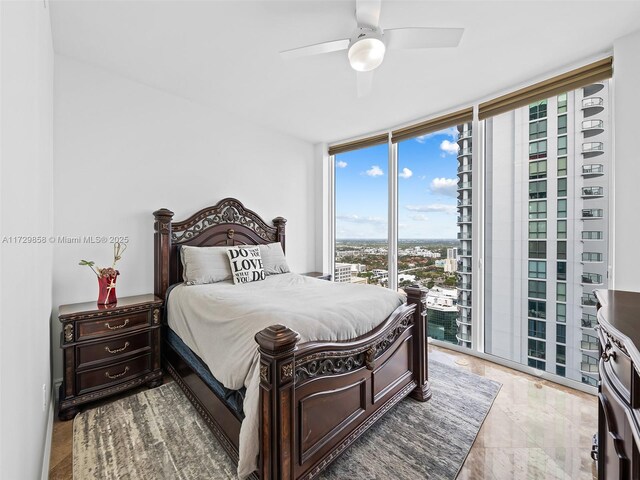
73, 360, 501, 479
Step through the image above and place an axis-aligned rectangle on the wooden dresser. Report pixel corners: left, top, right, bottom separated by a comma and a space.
58, 294, 163, 420
595, 289, 640, 478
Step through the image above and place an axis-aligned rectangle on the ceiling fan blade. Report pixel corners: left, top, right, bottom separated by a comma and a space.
357, 70, 374, 98
356, 0, 381, 28
280, 38, 349, 60
385, 27, 464, 49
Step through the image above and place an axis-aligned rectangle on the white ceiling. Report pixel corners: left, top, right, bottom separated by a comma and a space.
50, 0, 640, 144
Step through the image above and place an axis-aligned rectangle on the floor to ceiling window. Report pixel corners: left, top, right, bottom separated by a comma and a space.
327, 57, 612, 391
396, 125, 466, 345
334, 143, 388, 286
483, 81, 610, 387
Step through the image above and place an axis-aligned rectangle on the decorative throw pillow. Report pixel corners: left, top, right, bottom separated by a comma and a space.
181, 246, 232, 285
258, 243, 290, 275
227, 246, 266, 284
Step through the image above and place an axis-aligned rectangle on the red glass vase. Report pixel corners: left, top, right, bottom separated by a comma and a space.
97, 271, 119, 305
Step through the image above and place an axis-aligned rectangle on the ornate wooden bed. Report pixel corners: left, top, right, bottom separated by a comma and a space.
153, 198, 431, 480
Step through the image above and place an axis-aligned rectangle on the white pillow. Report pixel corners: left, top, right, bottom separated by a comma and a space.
258, 243, 290, 275
181, 245, 232, 285
227, 246, 266, 284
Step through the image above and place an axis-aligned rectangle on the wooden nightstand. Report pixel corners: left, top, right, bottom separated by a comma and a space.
58, 294, 163, 420
302, 271, 332, 281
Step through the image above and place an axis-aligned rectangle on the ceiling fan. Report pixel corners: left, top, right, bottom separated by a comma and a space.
280, 0, 464, 97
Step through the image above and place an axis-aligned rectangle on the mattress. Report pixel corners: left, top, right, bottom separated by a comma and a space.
165, 327, 246, 418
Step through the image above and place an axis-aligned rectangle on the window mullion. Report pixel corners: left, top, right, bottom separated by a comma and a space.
472, 105, 485, 353
327, 153, 336, 278
388, 136, 398, 291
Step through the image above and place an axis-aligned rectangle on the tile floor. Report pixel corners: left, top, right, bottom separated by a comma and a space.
435, 347, 598, 480
48, 345, 598, 479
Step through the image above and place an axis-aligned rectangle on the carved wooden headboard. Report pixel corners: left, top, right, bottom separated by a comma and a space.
153, 198, 286, 299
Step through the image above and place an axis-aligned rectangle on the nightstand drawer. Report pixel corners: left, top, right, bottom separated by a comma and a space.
77, 311, 150, 340
76, 354, 151, 394
76, 331, 152, 369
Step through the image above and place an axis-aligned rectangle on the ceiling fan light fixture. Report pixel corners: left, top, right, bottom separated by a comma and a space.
348, 30, 385, 72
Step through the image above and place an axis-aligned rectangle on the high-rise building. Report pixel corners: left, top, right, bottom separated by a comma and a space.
483, 82, 609, 386
334, 263, 352, 283
456, 123, 473, 347
426, 287, 459, 345
444, 247, 458, 273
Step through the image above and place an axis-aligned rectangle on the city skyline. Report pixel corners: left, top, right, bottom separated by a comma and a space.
335, 127, 460, 239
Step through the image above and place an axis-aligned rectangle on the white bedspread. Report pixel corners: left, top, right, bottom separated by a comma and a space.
167, 273, 404, 478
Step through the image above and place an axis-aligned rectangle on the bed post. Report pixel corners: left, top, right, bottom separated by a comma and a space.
273, 216, 287, 253
153, 208, 174, 299
405, 285, 432, 402
255, 324, 300, 480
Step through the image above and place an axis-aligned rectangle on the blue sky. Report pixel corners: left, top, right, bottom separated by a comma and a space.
335, 126, 459, 239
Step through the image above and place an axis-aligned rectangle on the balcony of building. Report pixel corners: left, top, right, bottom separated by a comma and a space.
458, 265, 472, 273
581, 273, 603, 285
581, 186, 604, 198
457, 282, 472, 291
582, 231, 604, 240
457, 147, 472, 158
582, 142, 604, 157
457, 215, 472, 224
580, 340, 599, 352
581, 119, 604, 138
582, 164, 604, 178
583, 83, 605, 97
458, 181, 472, 191
457, 129, 472, 141
456, 331, 472, 344
580, 362, 599, 375
581, 314, 598, 329
458, 163, 472, 173
458, 249, 472, 257
581, 294, 598, 307
458, 198, 472, 207
581, 252, 603, 263
458, 298, 472, 308
582, 97, 604, 116
456, 315, 472, 326
457, 232, 472, 240
581, 209, 603, 220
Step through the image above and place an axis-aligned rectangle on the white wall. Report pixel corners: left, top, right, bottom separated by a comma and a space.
613, 29, 640, 292
0, 2, 54, 479
52, 55, 316, 381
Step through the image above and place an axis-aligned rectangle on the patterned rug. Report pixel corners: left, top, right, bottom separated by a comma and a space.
74, 360, 501, 479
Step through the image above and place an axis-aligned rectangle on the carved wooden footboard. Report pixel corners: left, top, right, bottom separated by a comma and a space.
154, 198, 431, 480
255, 286, 430, 479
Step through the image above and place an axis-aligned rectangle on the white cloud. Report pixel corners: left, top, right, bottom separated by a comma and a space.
336, 160, 348, 168
410, 214, 428, 221
405, 203, 456, 215
337, 214, 385, 225
430, 177, 458, 197
399, 167, 413, 179
440, 139, 459, 155
415, 126, 458, 143
365, 165, 384, 177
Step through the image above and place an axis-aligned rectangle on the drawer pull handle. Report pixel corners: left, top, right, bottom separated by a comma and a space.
602, 343, 616, 362
105, 319, 129, 330
105, 342, 130, 354
105, 366, 130, 379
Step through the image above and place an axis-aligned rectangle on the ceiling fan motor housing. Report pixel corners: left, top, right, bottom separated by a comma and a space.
348, 27, 386, 72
